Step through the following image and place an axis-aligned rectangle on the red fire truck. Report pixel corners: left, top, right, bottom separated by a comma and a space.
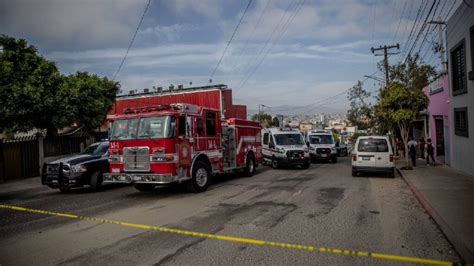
103, 85, 262, 192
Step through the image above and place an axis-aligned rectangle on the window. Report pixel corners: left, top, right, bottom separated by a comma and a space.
178, 115, 186, 136
196, 118, 204, 136
454, 107, 469, 137
206, 111, 217, 136
263, 133, 269, 145
186, 116, 193, 137
357, 138, 389, 152
451, 39, 467, 95
274, 134, 305, 146
269, 134, 275, 147
470, 26, 474, 80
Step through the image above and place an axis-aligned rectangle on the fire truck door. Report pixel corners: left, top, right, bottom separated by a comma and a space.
178, 115, 192, 168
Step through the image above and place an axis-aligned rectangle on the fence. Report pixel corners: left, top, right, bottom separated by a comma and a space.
0, 132, 108, 182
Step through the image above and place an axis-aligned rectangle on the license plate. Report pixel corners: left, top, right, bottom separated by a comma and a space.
52, 179, 58, 184
321, 154, 327, 157
362, 157, 371, 161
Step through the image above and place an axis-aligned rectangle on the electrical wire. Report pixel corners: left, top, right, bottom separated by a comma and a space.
112, 0, 152, 80
463, 0, 474, 9
209, 0, 253, 80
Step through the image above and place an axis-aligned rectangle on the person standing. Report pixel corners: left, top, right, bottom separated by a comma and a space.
419, 137, 426, 159
407, 137, 417, 167
426, 138, 436, 166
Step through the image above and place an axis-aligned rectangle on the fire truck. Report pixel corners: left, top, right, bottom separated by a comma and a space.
103, 85, 262, 192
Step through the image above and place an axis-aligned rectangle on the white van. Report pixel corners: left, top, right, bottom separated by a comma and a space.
306, 130, 337, 163
262, 128, 310, 169
352, 136, 395, 177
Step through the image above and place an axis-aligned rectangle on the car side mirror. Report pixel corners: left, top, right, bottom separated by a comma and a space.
269, 143, 275, 149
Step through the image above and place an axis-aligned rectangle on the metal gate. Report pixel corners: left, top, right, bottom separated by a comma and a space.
1, 136, 39, 181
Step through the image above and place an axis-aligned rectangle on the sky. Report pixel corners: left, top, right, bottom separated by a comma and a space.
0, 0, 462, 115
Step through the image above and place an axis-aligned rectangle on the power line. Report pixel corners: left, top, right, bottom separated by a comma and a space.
400, 0, 427, 60
209, 0, 253, 80
463, 0, 474, 9
113, 0, 152, 80
392, 0, 408, 43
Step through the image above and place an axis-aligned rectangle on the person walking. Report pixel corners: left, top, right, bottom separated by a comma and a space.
419, 137, 426, 159
407, 137, 417, 167
426, 138, 436, 166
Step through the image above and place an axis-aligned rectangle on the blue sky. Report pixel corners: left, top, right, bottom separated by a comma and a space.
1, 0, 461, 114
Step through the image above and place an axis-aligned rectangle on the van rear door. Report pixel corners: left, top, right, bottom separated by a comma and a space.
355, 138, 377, 167
372, 138, 392, 168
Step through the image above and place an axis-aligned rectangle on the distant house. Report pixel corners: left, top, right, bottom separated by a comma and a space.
421, 74, 451, 165
446, 3, 474, 174
299, 122, 313, 132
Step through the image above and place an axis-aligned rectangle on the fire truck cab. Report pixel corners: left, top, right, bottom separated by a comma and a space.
103, 103, 261, 192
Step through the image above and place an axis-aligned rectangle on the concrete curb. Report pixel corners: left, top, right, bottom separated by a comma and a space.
396, 167, 473, 264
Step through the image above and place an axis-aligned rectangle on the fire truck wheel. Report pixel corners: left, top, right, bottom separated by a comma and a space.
243, 153, 256, 177
90, 171, 103, 191
271, 158, 279, 169
187, 161, 210, 193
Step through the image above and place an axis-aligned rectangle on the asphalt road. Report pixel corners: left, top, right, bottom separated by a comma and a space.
0, 157, 459, 265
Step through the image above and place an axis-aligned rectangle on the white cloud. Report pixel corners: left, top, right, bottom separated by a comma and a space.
0, 0, 146, 49
164, 0, 222, 19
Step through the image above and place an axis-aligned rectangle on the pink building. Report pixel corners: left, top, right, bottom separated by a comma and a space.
422, 74, 452, 165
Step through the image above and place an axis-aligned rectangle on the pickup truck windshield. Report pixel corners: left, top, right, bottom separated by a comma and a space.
110, 116, 175, 140
309, 135, 333, 144
274, 134, 304, 146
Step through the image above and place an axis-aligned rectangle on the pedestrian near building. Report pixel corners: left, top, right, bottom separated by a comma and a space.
419, 137, 425, 159
407, 137, 417, 167
426, 138, 436, 166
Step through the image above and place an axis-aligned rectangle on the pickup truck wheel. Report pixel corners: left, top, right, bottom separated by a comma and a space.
186, 161, 210, 193
243, 153, 256, 177
271, 158, 279, 169
134, 184, 155, 192
90, 171, 103, 192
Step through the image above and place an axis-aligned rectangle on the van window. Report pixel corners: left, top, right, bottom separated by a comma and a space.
178, 115, 186, 136
263, 133, 269, 145
357, 138, 389, 152
269, 134, 275, 147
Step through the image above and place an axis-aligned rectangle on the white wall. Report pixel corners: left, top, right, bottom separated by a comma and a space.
447, 4, 474, 174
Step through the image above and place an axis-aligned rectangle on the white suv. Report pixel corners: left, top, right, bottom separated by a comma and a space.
352, 136, 394, 177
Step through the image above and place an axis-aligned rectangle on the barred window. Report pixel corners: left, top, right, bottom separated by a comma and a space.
451, 39, 467, 96
454, 107, 469, 137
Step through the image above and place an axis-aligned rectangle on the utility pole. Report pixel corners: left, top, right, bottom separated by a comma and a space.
371, 44, 400, 87
428, 18, 447, 74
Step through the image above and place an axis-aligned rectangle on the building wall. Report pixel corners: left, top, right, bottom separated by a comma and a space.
422, 75, 451, 164
447, 4, 474, 174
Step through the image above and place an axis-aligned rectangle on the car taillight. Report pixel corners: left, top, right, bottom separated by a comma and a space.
352, 154, 357, 161
389, 154, 394, 162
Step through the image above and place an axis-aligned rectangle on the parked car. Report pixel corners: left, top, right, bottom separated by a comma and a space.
41, 141, 109, 192
261, 127, 310, 169
351, 136, 394, 177
306, 130, 337, 163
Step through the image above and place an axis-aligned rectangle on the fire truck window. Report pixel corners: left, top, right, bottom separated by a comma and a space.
263, 133, 269, 145
197, 118, 204, 136
178, 115, 186, 136
186, 116, 193, 137
206, 112, 216, 136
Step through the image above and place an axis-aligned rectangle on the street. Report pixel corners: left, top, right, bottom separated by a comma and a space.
0, 157, 459, 265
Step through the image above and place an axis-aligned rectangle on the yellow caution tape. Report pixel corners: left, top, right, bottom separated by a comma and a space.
0, 204, 463, 265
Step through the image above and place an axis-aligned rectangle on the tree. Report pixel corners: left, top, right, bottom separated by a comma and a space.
0, 35, 65, 135
0, 35, 120, 136
346, 81, 373, 130
61, 72, 119, 130
378, 82, 428, 166
251, 113, 274, 128
271, 117, 280, 127
388, 54, 436, 92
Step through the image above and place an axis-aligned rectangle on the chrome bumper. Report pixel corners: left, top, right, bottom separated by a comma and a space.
103, 173, 187, 184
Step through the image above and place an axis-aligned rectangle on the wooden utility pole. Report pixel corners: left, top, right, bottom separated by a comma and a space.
371, 44, 400, 86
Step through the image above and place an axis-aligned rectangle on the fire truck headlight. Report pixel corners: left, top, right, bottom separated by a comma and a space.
109, 156, 121, 163
152, 155, 174, 162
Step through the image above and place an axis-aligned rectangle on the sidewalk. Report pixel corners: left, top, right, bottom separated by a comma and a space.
396, 160, 474, 263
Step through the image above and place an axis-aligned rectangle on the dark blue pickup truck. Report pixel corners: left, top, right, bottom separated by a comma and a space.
41, 141, 109, 192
